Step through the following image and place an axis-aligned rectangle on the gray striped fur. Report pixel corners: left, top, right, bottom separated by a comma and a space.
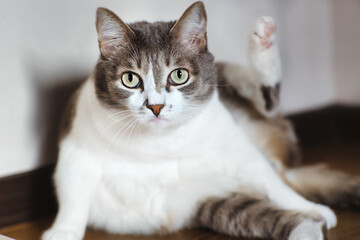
192, 192, 327, 240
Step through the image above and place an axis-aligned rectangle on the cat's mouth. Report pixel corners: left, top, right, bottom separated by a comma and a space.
149, 116, 168, 123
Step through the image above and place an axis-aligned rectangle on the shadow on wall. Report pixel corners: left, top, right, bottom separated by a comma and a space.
0, 71, 88, 228
33, 76, 86, 166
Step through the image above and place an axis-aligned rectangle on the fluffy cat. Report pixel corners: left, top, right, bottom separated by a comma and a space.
43, 2, 360, 240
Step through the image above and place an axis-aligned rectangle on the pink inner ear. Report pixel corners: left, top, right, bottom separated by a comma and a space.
181, 35, 205, 52
100, 38, 122, 58
191, 37, 202, 47
179, 18, 206, 51
101, 44, 117, 56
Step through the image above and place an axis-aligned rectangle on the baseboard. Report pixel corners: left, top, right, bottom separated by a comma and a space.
288, 105, 360, 148
0, 165, 56, 228
0, 104, 359, 228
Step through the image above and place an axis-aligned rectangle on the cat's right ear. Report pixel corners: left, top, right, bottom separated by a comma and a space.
96, 8, 135, 59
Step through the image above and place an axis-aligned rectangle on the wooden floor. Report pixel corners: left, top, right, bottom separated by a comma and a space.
1, 143, 360, 240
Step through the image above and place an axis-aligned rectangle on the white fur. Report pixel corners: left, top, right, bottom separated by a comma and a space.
248, 17, 282, 86
289, 221, 324, 240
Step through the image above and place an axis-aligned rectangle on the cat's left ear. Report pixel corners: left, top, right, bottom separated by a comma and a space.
170, 1, 207, 53
96, 7, 135, 59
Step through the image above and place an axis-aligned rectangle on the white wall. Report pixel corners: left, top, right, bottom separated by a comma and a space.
0, 0, 357, 177
332, 0, 360, 105
276, 0, 335, 113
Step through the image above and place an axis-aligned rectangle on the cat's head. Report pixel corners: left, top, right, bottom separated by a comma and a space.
94, 1, 216, 128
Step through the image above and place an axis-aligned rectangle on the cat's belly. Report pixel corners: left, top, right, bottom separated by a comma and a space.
87, 156, 241, 234
85, 101, 266, 234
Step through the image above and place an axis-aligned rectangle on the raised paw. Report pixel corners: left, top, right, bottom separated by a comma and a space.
252, 16, 276, 50
42, 229, 81, 240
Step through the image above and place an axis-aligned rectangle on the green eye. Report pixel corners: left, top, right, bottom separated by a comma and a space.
121, 72, 141, 88
169, 69, 189, 85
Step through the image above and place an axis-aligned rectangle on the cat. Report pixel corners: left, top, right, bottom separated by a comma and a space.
43, 2, 360, 240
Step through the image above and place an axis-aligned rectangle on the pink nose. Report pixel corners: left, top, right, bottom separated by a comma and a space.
146, 104, 165, 116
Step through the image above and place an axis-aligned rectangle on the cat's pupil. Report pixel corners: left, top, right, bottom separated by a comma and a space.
128, 73, 133, 82
177, 70, 182, 79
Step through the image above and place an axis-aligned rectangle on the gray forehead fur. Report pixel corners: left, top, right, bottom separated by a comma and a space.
94, 20, 216, 109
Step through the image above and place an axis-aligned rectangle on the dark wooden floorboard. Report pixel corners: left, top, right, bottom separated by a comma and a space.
1, 143, 360, 240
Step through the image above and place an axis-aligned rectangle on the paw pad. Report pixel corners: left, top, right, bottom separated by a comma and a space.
253, 17, 276, 50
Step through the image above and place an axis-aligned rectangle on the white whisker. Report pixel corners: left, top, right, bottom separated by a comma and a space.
122, 121, 138, 161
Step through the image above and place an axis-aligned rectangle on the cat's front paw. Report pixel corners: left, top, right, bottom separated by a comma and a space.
42, 228, 81, 240
289, 220, 326, 240
308, 204, 337, 229
252, 16, 276, 51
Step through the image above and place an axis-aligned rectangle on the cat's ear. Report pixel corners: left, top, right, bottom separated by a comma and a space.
96, 8, 135, 59
170, 1, 207, 52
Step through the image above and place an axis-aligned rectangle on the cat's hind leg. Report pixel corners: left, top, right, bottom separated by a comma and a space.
192, 190, 327, 240
247, 17, 282, 117
217, 16, 281, 118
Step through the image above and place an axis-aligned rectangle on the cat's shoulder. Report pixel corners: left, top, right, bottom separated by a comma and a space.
58, 77, 95, 141
59, 85, 83, 141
